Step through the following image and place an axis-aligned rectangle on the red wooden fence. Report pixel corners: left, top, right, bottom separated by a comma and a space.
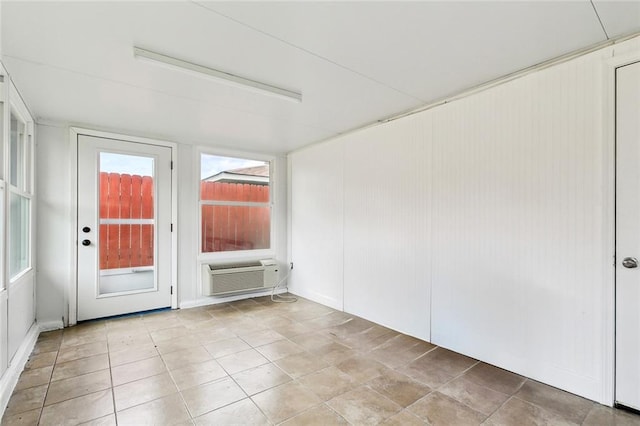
99, 172, 154, 270
98, 173, 271, 270
200, 181, 270, 253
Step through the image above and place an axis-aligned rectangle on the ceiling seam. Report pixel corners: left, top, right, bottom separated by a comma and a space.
189, 0, 425, 104
2, 54, 334, 133
590, 0, 610, 40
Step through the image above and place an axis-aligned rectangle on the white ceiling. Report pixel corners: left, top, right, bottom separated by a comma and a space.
1, 1, 639, 154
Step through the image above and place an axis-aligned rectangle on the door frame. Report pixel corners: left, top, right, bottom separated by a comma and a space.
603, 50, 640, 406
69, 127, 178, 326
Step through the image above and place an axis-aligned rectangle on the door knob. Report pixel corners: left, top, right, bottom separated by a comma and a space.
622, 257, 638, 268
81, 239, 91, 246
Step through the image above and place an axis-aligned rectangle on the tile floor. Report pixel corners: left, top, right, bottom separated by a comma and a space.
2, 295, 640, 425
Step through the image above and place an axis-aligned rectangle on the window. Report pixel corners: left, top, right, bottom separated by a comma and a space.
8, 110, 33, 279
200, 153, 271, 253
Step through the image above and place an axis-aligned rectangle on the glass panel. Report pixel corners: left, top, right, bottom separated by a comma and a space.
98, 152, 155, 296
9, 193, 29, 278
10, 113, 25, 189
200, 154, 269, 202
201, 205, 270, 252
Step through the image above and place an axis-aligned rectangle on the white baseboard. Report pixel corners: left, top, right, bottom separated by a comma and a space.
180, 287, 288, 310
38, 320, 64, 332
0, 322, 40, 419
287, 288, 343, 311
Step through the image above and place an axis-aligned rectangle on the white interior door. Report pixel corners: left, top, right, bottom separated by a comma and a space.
77, 135, 172, 321
616, 60, 640, 410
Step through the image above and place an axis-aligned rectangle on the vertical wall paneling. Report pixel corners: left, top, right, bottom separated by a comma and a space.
0, 290, 6, 378
288, 39, 639, 403
343, 115, 430, 341
290, 139, 344, 310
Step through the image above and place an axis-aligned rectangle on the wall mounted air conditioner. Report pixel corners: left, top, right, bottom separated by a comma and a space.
202, 259, 278, 296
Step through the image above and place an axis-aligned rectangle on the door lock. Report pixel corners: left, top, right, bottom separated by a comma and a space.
81, 239, 91, 246
82, 226, 91, 233
622, 257, 638, 269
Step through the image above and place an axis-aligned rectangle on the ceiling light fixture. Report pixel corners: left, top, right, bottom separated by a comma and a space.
133, 47, 302, 103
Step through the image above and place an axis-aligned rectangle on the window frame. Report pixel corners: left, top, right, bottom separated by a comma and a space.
197, 148, 275, 260
7, 83, 34, 283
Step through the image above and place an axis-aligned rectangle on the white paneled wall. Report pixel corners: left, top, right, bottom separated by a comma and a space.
290, 140, 344, 310
289, 41, 633, 403
343, 116, 431, 340
0, 291, 6, 377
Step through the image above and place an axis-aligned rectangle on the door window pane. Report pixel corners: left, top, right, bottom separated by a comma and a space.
98, 152, 155, 296
9, 193, 29, 278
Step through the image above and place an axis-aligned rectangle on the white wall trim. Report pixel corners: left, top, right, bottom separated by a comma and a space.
68, 127, 179, 325
179, 287, 288, 310
0, 322, 38, 419
37, 320, 63, 332
602, 50, 640, 407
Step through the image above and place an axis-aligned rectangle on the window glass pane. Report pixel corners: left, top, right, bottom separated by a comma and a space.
10, 113, 25, 189
201, 205, 270, 253
200, 154, 269, 202
9, 193, 29, 278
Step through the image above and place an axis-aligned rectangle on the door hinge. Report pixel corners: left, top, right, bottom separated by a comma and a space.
170, 160, 174, 170
170, 223, 173, 232
170, 286, 173, 295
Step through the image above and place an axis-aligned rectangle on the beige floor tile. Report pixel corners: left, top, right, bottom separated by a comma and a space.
310, 342, 358, 365
238, 329, 286, 347
298, 366, 357, 401
582, 404, 640, 426
180, 377, 246, 418
169, 360, 228, 391
484, 397, 575, 426
155, 335, 201, 355
270, 322, 314, 339
78, 413, 116, 426
39, 390, 113, 426
161, 346, 212, 371
0, 407, 41, 426
45, 369, 111, 406
24, 351, 57, 370
367, 370, 432, 408
256, 340, 304, 362
380, 409, 427, 426
515, 380, 594, 424
193, 398, 269, 425
56, 341, 108, 364
462, 362, 526, 395
369, 337, 436, 369
413, 347, 478, 377
232, 363, 291, 395
150, 325, 190, 343
111, 356, 167, 386
32, 339, 62, 356
280, 404, 348, 425
438, 376, 510, 415
61, 331, 107, 348
327, 386, 402, 425
15, 366, 53, 391
203, 337, 251, 359
408, 392, 486, 426
109, 343, 158, 367
4, 385, 48, 416
275, 352, 328, 378
288, 332, 336, 351
188, 328, 236, 345
216, 349, 269, 375
51, 354, 109, 381
107, 332, 153, 353
117, 393, 191, 426
335, 354, 389, 383
251, 382, 322, 424
114, 372, 177, 411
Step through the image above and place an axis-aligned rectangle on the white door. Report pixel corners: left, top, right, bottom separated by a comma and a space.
77, 135, 173, 321
616, 60, 640, 410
